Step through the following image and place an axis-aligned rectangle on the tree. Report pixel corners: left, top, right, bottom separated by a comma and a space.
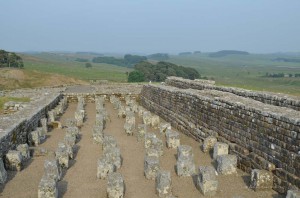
128, 70, 145, 82
85, 62, 92, 68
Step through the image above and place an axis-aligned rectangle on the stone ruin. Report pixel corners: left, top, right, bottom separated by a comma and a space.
0, 79, 299, 197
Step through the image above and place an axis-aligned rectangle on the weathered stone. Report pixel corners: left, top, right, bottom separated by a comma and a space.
151, 115, 160, 129
145, 148, 160, 158
93, 125, 104, 144
5, 150, 22, 171
216, 154, 237, 175
65, 118, 77, 128
95, 113, 106, 128
137, 124, 147, 142
37, 127, 46, 140
64, 135, 76, 148
66, 126, 80, 139
286, 189, 300, 198
143, 111, 152, 126
0, 158, 7, 184
144, 133, 157, 149
124, 120, 135, 136
51, 121, 62, 129
29, 130, 40, 146
104, 147, 122, 169
16, 143, 30, 160
155, 170, 172, 198
97, 157, 116, 179
250, 169, 273, 191
197, 166, 218, 196
55, 143, 69, 168
202, 136, 217, 153
75, 109, 85, 127
213, 142, 229, 160
176, 145, 195, 176
107, 172, 125, 198
144, 156, 160, 180
103, 135, 118, 151
40, 118, 48, 134
44, 159, 62, 182
138, 106, 145, 117
166, 130, 180, 149
118, 107, 126, 118
38, 176, 58, 198
159, 123, 171, 134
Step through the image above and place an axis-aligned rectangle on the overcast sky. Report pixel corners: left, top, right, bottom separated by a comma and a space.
0, 0, 300, 54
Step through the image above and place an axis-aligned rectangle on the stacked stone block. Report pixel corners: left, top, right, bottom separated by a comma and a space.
155, 170, 172, 197
197, 166, 218, 196
107, 172, 124, 198
176, 145, 195, 176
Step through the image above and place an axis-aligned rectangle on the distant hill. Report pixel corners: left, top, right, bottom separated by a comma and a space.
272, 57, 300, 63
209, 50, 250, 57
147, 53, 169, 61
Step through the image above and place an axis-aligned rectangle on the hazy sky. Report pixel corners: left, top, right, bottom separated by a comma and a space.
1, 0, 300, 54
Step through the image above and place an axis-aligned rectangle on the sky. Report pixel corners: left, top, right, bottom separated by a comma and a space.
0, 0, 300, 54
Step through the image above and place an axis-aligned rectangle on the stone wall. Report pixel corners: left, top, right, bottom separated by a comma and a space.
0, 93, 63, 158
166, 77, 300, 111
140, 84, 300, 193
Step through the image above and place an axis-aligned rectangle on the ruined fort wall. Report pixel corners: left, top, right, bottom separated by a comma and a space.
0, 94, 63, 158
166, 77, 300, 111
140, 84, 300, 193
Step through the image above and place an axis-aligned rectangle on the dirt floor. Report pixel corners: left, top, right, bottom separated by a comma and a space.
0, 101, 284, 198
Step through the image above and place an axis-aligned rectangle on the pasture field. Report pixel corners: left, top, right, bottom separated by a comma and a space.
168, 53, 300, 95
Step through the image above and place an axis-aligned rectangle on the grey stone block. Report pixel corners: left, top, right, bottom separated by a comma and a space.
144, 133, 157, 149
38, 176, 58, 198
143, 111, 152, 126
97, 157, 116, 179
166, 130, 180, 149
216, 154, 237, 175
44, 159, 62, 182
144, 156, 160, 180
156, 170, 172, 197
159, 123, 171, 134
137, 124, 147, 142
286, 190, 300, 198
250, 169, 273, 191
107, 172, 125, 198
151, 115, 160, 129
202, 136, 217, 153
213, 142, 229, 160
145, 148, 160, 158
176, 158, 196, 177
197, 166, 218, 196
66, 126, 80, 139
16, 143, 30, 161
55, 143, 69, 168
29, 130, 40, 146
5, 150, 22, 171
177, 145, 193, 161
104, 147, 122, 169
0, 158, 7, 184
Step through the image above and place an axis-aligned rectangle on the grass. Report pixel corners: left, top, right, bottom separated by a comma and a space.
0, 97, 30, 113
22, 53, 132, 82
168, 54, 300, 96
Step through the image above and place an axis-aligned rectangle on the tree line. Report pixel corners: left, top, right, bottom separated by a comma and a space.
265, 72, 300, 78
128, 61, 200, 82
0, 49, 24, 68
92, 54, 147, 67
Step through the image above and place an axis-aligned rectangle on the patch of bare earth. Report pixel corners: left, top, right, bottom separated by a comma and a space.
0, 101, 283, 198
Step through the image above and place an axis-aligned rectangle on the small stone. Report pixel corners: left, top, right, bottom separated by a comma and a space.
216, 155, 237, 175
197, 166, 218, 196
202, 136, 217, 153
144, 156, 160, 180
250, 169, 273, 191
151, 115, 160, 129
97, 157, 116, 179
166, 130, 180, 149
159, 123, 171, 134
16, 144, 30, 161
38, 176, 58, 198
0, 158, 7, 184
213, 142, 229, 160
44, 159, 62, 182
29, 130, 40, 146
5, 150, 22, 171
137, 124, 147, 142
156, 170, 172, 198
51, 121, 62, 129
107, 172, 125, 198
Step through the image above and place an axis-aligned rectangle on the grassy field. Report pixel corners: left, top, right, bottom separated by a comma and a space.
22, 53, 132, 82
168, 53, 300, 95
9, 52, 300, 96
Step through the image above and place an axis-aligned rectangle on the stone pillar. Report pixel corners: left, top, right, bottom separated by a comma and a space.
216, 154, 237, 175
159, 123, 171, 134
144, 156, 160, 180
197, 166, 218, 196
213, 142, 229, 160
97, 157, 116, 179
29, 130, 40, 146
286, 190, 300, 198
137, 124, 146, 142
55, 143, 69, 168
250, 169, 273, 191
44, 159, 62, 182
151, 115, 160, 129
16, 144, 30, 161
5, 150, 22, 171
103, 147, 122, 169
155, 170, 172, 197
166, 130, 180, 149
202, 136, 217, 153
38, 176, 58, 198
0, 158, 7, 184
176, 145, 195, 176
107, 172, 125, 198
